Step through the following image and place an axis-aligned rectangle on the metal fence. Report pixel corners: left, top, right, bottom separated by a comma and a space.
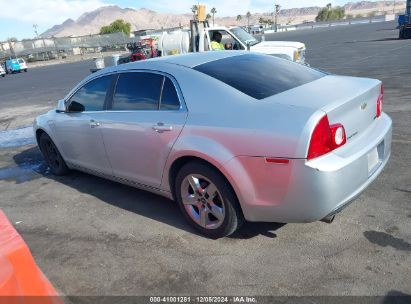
258, 15, 395, 34
0, 32, 133, 61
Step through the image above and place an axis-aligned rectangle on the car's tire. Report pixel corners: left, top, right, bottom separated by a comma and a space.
39, 133, 70, 176
24, 69, 27, 72
175, 161, 244, 238
1, 74, 4, 77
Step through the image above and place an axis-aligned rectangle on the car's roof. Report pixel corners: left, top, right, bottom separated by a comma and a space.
120, 51, 250, 69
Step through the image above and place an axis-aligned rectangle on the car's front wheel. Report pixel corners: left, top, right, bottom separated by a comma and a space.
39, 133, 70, 176
175, 161, 244, 238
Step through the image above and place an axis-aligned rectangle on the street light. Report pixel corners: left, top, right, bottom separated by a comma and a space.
274, 4, 281, 32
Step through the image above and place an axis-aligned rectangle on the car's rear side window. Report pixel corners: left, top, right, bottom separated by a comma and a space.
112, 72, 163, 111
160, 77, 180, 110
193, 53, 325, 100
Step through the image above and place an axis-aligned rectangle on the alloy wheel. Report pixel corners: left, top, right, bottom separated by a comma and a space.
180, 174, 225, 229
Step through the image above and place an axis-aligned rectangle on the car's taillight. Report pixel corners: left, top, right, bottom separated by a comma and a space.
307, 115, 346, 160
376, 84, 383, 118
330, 123, 346, 148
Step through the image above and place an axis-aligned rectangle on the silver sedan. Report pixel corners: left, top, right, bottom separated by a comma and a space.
34, 51, 392, 238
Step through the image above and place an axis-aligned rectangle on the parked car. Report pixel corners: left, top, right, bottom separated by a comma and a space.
5, 59, 21, 74
17, 58, 28, 72
0, 65, 5, 77
34, 52, 392, 238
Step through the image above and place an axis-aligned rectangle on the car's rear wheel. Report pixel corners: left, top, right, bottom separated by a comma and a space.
39, 133, 70, 176
175, 161, 244, 238
24, 69, 27, 72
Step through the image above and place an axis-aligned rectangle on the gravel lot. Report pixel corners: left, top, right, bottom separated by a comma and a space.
0, 21, 410, 300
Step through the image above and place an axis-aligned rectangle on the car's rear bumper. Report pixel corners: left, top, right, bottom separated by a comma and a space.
223, 113, 392, 223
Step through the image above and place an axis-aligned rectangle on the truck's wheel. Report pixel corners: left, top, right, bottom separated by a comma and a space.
399, 27, 405, 39
175, 161, 244, 238
39, 133, 70, 176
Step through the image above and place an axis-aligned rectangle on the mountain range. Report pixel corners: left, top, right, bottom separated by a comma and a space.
41, 1, 406, 38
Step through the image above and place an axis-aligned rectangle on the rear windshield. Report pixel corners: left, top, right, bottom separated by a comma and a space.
193, 53, 325, 100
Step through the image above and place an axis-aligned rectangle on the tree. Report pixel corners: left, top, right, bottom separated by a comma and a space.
100, 19, 131, 36
210, 7, 217, 26
259, 17, 265, 25
367, 11, 377, 17
345, 14, 353, 19
355, 14, 363, 18
315, 5, 345, 22
191, 5, 198, 19
246, 11, 252, 32
236, 15, 242, 24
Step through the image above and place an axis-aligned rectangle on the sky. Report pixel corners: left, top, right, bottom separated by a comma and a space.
0, 0, 382, 41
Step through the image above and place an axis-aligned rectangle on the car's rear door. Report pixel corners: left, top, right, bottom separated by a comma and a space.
52, 74, 114, 175
100, 71, 187, 188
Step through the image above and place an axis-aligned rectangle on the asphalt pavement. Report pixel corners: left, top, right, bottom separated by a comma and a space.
0, 21, 410, 299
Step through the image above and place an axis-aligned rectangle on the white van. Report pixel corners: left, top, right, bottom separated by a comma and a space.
17, 58, 28, 72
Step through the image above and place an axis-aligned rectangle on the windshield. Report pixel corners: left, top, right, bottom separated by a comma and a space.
18, 59, 24, 63
230, 27, 259, 46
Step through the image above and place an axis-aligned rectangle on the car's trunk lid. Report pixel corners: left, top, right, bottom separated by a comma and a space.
268, 75, 381, 142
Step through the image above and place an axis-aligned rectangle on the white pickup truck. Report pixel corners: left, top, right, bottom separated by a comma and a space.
201, 26, 306, 64
157, 25, 306, 65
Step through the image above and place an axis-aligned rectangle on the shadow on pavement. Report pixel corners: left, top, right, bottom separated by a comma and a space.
344, 37, 400, 44
382, 290, 411, 304
11, 146, 285, 240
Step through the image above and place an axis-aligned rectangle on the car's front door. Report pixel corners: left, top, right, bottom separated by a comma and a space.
52, 75, 114, 175
100, 71, 187, 188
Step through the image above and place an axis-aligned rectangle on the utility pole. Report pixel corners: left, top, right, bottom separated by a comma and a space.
393, 0, 396, 14
274, 4, 281, 32
33, 24, 39, 38
34, 23, 47, 58
7, 39, 15, 58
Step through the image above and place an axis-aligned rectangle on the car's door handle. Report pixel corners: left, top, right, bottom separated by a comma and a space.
152, 123, 173, 133
90, 120, 100, 128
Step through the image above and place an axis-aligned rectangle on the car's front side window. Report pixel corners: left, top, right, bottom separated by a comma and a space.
68, 75, 112, 111
112, 72, 163, 111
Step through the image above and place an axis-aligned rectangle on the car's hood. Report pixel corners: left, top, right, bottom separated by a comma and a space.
254, 41, 305, 49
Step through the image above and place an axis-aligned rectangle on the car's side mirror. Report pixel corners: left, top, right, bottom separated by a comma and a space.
56, 99, 66, 113
67, 101, 85, 113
